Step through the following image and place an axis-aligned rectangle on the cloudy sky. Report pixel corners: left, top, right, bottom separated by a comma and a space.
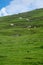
0, 0, 43, 16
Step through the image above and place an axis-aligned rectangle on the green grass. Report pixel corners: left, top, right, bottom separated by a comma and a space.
0, 8, 43, 65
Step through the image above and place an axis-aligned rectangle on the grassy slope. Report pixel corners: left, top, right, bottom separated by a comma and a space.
0, 8, 43, 65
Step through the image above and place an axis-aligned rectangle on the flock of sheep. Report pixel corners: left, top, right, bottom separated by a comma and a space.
10, 17, 37, 29
10, 17, 29, 26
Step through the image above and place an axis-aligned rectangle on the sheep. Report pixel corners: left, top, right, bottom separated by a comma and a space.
19, 17, 22, 19
26, 18, 29, 21
10, 23, 14, 26
27, 25, 32, 28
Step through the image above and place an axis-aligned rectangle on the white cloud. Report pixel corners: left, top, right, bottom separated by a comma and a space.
0, 11, 2, 16
0, 8, 9, 16
4, 0, 35, 15
34, 0, 43, 8
0, 0, 43, 16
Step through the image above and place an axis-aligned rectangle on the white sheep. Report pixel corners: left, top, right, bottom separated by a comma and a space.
26, 18, 29, 21
27, 25, 32, 28
10, 23, 14, 26
19, 17, 22, 19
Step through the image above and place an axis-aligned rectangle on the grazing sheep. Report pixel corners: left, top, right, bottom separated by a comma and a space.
19, 17, 22, 19
27, 25, 32, 30
10, 23, 14, 26
26, 18, 29, 21
34, 26, 37, 28
27, 25, 32, 28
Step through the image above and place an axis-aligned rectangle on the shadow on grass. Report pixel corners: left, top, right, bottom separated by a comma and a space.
22, 61, 43, 65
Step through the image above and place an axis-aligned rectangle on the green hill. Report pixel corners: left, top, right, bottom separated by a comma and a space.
0, 8, 43, 65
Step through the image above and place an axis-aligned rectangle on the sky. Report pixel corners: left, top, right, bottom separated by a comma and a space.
0, 0, 43, 17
